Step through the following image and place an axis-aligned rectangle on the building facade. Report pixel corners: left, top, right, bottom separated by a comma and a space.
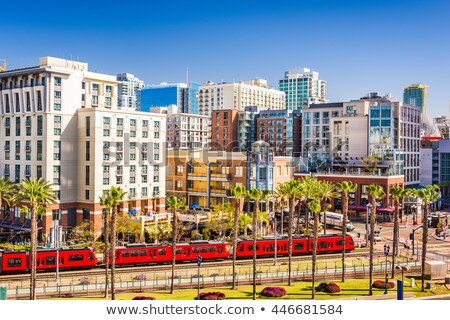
138, 82, 200, 114
150, 105, 210, 149
198, 79, 285, 116
420, 137, 441, 186
0, 57, 166, 239
403, 83, 427, 114
211, 109, 239, 152
117, 73, 144, 110
278, 68, 327, 111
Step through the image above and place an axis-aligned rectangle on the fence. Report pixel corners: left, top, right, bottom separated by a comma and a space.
7, 259, 421, 299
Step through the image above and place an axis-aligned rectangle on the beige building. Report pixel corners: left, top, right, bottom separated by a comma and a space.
0, 57, 166, 238
198, 79, 285, 116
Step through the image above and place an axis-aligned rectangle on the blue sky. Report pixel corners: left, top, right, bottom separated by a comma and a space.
2, 0, 449, 117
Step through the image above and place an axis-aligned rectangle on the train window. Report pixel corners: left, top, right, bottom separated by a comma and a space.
158, 249, 166, 255
140, 250, 147, 256
46, 256, 55, 265
239, 245, 244, 252
248, 245, 260, 251
269, 244, 275, 252
131, 251, 138, 257
61, 257, 64, 264
7, 258, 22, 267
209, 247, 216, 252
193, 247, 199, 253
37, 259, 40, 266
88, 252, 94, 260
176, 249, 182, 254
283, 244, 287, 251
68, 254, 84, 261
122, 252, 130, 257
294, 243, 304, 250
319, 242, 327, 249
349, 239, 354, 245
336, 240, 343, 246
200, 247, 207, 253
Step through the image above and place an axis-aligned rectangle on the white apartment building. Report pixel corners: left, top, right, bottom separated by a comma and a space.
150, 105, 210, 149
117, 73, 144, 110
198, 78, 285, 116
0, 57, 166, 238
279, 68, 327, 111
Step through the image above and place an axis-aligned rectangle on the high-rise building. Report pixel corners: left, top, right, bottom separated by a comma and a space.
420, 137, 441, 186
198, 79, 285, 117
0, 57, 166, 238
403, 83, 427, 113
300, 95, 421, 186
137, 82, 200, 114
117, 73, 144, 109
150, 105, 210, 149
278, 68, 327, 111
211, 109, 239, 152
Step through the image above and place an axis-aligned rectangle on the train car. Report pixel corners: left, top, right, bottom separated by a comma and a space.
112, 241, 231, 266
0, 248, 97, 274
235, 234, 355, 259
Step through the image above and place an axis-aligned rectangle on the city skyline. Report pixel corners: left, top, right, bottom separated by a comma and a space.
1, 0, 449, 117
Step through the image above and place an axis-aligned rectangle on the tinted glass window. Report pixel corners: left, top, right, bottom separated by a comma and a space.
294, 242, 304, 250
46, 256, 55, 265
68, 254, 84, 261
7, 258, 22, 267
140, 250, 147, 256
122, 252, 130, 257
209, 247, 216, 252
193, 247, 199, 253
158, 249, 166, 255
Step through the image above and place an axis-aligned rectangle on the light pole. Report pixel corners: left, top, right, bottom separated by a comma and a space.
273, 214, 277, 266
366, 204, 372, 246
197, 255, 203, 301
412, 205, 417, 225
384, 244, 390, 294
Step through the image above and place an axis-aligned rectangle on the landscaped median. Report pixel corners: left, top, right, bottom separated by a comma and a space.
54, 278, 449, 300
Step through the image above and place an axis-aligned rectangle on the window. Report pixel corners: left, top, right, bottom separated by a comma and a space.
54, 128, 61, 135
105, 97, 111, 106
103, 129, 110, 136
86, 117, 90, 136
15, 117, 21, 136
154, 121, 160, 127
130, 119, 136, 127
92, 83, 99, 91
117, 118, 123, 126
54, 91, 61, 98
235, 166, 243, 177
117, 130, 123, 137
130, 131, 136, 137
54, 103, 61, 111
103, 178, 109, 185
105, 85, 112, 93
92, 95, 98, 105
37, 91, 42, 111
85, 190, 90, 200
26, 92, 31, 111
54, 77, 61, 86
103, 153, 110, 160
86, 141, 90, 161
15, 93, 20, 112
103, 117, 110, 124
154, 132, 159, 139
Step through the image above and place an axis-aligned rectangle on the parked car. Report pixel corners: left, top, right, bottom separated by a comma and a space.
369, 231, 382, 242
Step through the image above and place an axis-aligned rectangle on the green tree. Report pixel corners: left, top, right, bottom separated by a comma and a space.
145, 223, 172, 243
230, 185, 248, 290
205, 202, 233, 239
390, 185, 407, 278
362, 155, 380, 173
366, 184, 386, 295
166, 195, 187, 294
100, 186, 126, 300
317, 181, 337, 235
275, 179, 303, 285
18, 177, 57, 300
335, 181, 358, 282
413, 185, 441, 291
0, 177, 14, 219
68, 221, 94, 243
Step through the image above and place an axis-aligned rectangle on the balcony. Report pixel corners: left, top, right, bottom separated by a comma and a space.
211, 173, 231, 181
187, 172, 207, 180
188, 188, 206, 195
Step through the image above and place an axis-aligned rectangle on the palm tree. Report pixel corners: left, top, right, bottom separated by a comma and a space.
366, 184, 385, 296
308, 199, 322, 299
300, 176, 320, 236
229, 185, 247, 290
317, 181, 337, 235
275, 179, 303, 285
335, 181, 358, 282
166, 195, 187, 294
99, 192, 113, 298
413, 185, 441, 291
390, 185, 407, 278
102, 186, 127, 300
248, 187, 266, 300
18, 177, 57, 300
0, 177, 14, 219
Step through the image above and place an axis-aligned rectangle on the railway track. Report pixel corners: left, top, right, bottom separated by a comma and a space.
0, 249, 377, 283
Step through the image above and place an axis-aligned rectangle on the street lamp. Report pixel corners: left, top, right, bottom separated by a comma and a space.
366, 204, 372, 246
197, 255, 203, 301
384, 244, 390, 294
273, 214, 277, 266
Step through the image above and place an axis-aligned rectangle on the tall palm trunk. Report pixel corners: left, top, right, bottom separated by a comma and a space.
170, 212, 178, 294
30, 205, 37, 300
421, 204, 429, 292
288, 198, 294, 286
231, 200, 240, 290
323, 209, 327, 235
103, 210, 110, 298
110, 207, 117, 300
252, 200, 259, 300
391, 200, 399, 278
369, 198, 376, 296
341, 193, 348, 282
311, 211, 319, 299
